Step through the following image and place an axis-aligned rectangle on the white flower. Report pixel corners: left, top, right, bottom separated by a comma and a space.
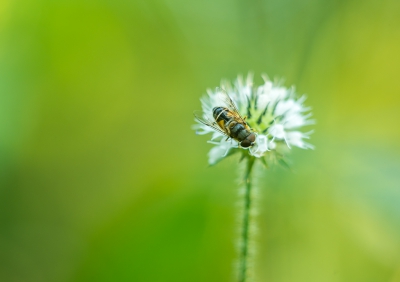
249, 135, 269, 158
194, 73, 314, 165
207, 138, 236, 165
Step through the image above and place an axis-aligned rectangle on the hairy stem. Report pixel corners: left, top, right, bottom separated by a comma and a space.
238, 156, 255, 282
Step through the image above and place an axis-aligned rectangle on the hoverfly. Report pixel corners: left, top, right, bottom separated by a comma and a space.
194, 90, 256, 148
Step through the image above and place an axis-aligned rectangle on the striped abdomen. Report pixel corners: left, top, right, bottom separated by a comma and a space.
212, 107, 255, 147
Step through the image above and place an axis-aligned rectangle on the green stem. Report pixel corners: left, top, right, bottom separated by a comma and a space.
238, 156, 255, 282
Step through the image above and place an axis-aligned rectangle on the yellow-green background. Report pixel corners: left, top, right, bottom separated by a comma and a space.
1, 0, 400, 281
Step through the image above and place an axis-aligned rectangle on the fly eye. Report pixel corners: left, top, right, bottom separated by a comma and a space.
240, 140, 251, 148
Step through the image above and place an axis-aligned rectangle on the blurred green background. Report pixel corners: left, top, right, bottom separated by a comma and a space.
1, 0, 400, 281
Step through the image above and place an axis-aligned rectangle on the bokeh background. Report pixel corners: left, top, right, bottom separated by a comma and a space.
1, 0, 400, 281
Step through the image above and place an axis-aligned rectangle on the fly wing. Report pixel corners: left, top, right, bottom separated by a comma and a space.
193, 110, 229, 137
215, 88, 248, 125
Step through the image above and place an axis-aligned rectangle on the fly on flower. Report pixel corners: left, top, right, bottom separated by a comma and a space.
194, 90, 256, 148
193, 73, 314, 165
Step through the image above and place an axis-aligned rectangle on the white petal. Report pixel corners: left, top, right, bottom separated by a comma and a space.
286, 131, 314, 149
211, 131, 224, 140
275, 99, 302, 116
284, 113, 314, 129
269, 140, 277, 150
208, 139, 236, 164
256, 82, 272, 110
249, 134, 269, 157
256, 93, 270, 110
269, 87, 288, 102
269, 124, 286, 139
208, 146, 227, 165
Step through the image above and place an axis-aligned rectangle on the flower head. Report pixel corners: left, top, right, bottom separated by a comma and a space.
193, 73, 314, 165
